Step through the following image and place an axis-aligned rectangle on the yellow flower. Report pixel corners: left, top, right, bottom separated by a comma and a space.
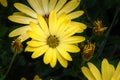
93, 20, 107, 35
81, 58, 120, 80
0, 0, 7, 7
20, 75, 42, 80
25, 11, 86, 68
8, 0, 84, 42
81, 41, 95, 61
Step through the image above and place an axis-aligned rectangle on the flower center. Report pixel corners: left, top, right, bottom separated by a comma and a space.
47, 35, 59, 48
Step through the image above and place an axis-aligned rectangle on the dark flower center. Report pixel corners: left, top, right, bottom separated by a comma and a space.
47, 35, 59, 48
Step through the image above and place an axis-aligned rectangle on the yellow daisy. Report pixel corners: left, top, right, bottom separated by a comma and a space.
81, 58, 120, 80
25, 10, 86, 68
8, 0, 84, 42
0, 0, 7, 7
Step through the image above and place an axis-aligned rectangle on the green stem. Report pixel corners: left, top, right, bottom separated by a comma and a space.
96, 8, 120, 59
3, 53, 17, 79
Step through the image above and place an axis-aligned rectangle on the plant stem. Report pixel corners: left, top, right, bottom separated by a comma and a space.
96, 8, 120, 59
3, 53, 17, 79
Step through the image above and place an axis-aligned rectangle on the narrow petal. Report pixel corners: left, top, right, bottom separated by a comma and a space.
27, 30, 45, 41
31, 45, 49, 58
9, 26, 31, 37
62, 36, 85, 44
57, 0, 80, 15
50, 49, 57, 68
27, 0, 44, 15
54, 0, 67, 12
13, 12, 26, 16
81, 66, 96, 80
37, 15, 49, 36
71, 21, 87, 33
42, 0, 49, 14
102, 58, 112, 80
49, 11, 57, 35
8, 15, 37, 24
30, 22, 47, 37
56, 18, 71, 37
0, 0, 7, 7
18, 33, 29, 42
48, 0, 57, 12
111, 62, 120, 80
61, 44, 80, 53
43, 48, 53, 64
66, 11, 84, 19
59, 25, 81, 38
88, 62, 102, 80
14, 3, 37, 18
27, 40, 46, 47
56, 52, 68, 68
57, 45, 72, 61
25, 46, 37, 52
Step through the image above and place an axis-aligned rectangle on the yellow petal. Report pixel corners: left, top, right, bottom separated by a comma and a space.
102, 58, 113, 80
9, 26, 30, 37
27, 0, 44, 15
81, 66, 96, 80
49, 11, 57, 35
14, 3, 37, 18
13, 12, 26, 16
37, 14, 49, 36
18, 33, 29, 42
88, 62, 102, 80
60, 24, 81, 38
27, 30, 45, 41
62, 36, 85, 44
27, 40, 46, 47
43, 48, 53, 64
8, 15, 37, 24
42, 0, 49, 14
33, 75, 41, 80
31, 45, 49, 58
54, 0, 67, 12
66, 10, 84, 19
25, 46, 37, 52
61, 44, 80, 53
57, 45, 72, 61
50, 49, 57, 68
57, 52, 68, 68
0, 0, 7, 7
71, 21, 87, 33
57, 18, 71, 35
57, 0, 80, 15
48, 0, 57, 12
111, 62, 120, 80
20, 77, 27, 80
30, 22, 47, 37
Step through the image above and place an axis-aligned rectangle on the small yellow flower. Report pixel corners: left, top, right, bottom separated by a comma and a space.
0, 0, 7, 7
93, 20, 107, 35
81, 58, 120, 80
81, 41, 95, 61
25, 10, 86, 68
20, 75, 42, 80
11, 38, 23, 54
8, 0, 84, 42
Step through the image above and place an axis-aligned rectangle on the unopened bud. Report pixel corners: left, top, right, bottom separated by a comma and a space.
11, 38, 23, 54
93, 20, 107, 35
81, 41, 95, 61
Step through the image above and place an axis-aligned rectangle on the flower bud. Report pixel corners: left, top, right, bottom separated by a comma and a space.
11, 38, 23, 54
93, 20, 107, 35
81, 41, 95, 61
